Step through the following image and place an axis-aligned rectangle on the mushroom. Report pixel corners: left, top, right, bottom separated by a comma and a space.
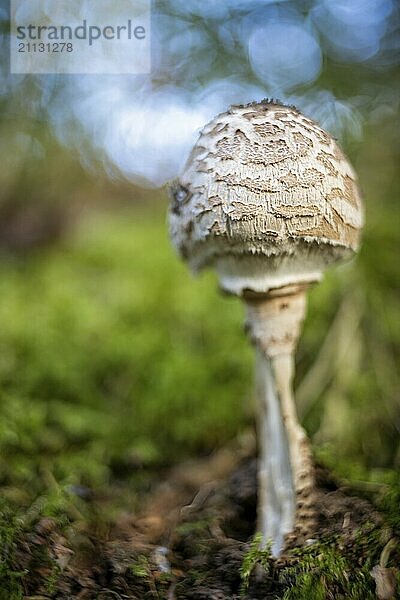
168, 101, 363, 556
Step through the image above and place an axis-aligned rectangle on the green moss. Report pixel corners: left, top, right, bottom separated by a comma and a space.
0, 188, 397, 593
0, 210, 252, 504
0, 196, 398, 511
175, 518, 211, 536
378, 471, 400, 532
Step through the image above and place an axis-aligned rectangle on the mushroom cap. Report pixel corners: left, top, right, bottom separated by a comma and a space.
169, 101, 363, 295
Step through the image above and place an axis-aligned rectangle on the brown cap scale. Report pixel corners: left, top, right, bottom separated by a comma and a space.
169, 101, 363, 555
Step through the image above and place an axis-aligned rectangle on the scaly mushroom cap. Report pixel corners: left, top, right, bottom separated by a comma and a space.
169, 101, 363, 295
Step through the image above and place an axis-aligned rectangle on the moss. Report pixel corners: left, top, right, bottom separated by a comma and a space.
0, 210, 251, 507
175, 518, 212, 536
0, 200, 397, 596
378, 471, 400, 532
0, 203, 398, 511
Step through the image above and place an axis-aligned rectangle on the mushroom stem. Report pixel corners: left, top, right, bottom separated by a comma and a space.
255, 347, 295, 556
245, 285, 315, 556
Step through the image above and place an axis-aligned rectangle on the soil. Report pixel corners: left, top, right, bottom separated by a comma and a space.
11, 443, 396, 600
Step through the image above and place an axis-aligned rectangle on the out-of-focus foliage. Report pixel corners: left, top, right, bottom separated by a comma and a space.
0, 207, 252, 504
299, 115, 400, 469
1, 0, 399, 185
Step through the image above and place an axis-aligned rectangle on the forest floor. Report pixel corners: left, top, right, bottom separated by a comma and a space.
4, 439, 399, 600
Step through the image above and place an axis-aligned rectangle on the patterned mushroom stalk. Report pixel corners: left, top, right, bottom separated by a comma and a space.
168, 101, 363, 556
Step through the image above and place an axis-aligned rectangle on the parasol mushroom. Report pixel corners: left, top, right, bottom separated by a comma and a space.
168, 100, 363, 556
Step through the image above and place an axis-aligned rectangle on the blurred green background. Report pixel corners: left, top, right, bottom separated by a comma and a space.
0, 0, 399, 525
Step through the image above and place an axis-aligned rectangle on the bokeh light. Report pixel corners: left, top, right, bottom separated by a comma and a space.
1, 0, 399, 186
